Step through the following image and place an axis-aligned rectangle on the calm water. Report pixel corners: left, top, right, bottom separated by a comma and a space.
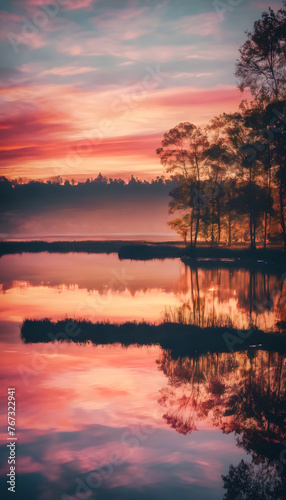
0, 253, 285, 500
2, 234, 177, 242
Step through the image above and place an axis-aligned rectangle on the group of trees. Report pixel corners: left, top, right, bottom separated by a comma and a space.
0, 174, 175, 211
157, 6, 286, 249
0, 174, 177, 237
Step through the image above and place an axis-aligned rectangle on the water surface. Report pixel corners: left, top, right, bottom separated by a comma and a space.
0, 253, 285, 500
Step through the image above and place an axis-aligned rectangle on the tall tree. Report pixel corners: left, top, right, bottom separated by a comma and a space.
263, 101, 286, 248
242, 104, 277, 247
156, 123, 209, 247
203, 136, 235, 245
206, 110, 261, 248
235, 7, 286, 103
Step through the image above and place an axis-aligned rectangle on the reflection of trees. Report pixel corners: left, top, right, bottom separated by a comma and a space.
157, 350, 239, 434
157, 350, 286, 446
163, 301, 234, 328
220, 353, 285, 456
157, 350, 286, 495
222, 460, 284, 500
174, 266, 285, 330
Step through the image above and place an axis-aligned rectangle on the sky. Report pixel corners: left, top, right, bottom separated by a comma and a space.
0, 0, 283, 180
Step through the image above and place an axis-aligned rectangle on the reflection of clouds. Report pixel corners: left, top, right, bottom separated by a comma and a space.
1, 424, 244, 499
0, 342, 165, 431
0, 338, 248, 499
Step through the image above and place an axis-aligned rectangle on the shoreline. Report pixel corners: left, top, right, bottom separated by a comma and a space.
1, 240, 284, 268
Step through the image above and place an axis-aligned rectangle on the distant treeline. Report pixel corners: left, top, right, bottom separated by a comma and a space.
0, 175, 178, 237
0, 174, 176, 212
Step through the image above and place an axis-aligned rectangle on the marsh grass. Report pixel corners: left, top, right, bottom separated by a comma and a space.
20, 318, 286, 359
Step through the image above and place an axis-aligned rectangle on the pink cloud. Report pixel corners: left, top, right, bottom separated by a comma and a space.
123, 30, 148, 40
56, 32, 236, 63
196, 73, 213, 78
57, 38, 194, 61
20, 0, 97, 10
117, 61, 136, 67
40, 66, 98, 76
91, 6, 150, 29
60, 0, 97, 10
174, 12, 223, 40
0, 10, 21, 23
0, 129, 162, 164
0, 10, 49, 51
146, 85, 244, 109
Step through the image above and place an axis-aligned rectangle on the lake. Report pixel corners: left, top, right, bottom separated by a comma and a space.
0, 253, 285, 500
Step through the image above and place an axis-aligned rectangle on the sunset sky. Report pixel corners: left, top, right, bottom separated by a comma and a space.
0, 0, 282, 180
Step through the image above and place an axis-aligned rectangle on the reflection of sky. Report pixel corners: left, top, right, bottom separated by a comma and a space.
0, 335, 249, 500
0, 253, 283, 329
0, 253, 283, 499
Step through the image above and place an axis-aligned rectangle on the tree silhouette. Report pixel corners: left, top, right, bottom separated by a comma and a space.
156, 123, 209, 247
222, 460, 284, 500
263, 101, 286, 249
235, 7, 286, 102
168, 215, 190, 245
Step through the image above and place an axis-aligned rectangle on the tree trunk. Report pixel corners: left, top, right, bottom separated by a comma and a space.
228, 211, 232, 247
279, 177, 286, 250
194, 209, 200, 248
249, 168, 256, 251
250, 210, 254, 249
211, 198, 214, 247
217, 195, 221, 244
194, 155, 200, 249
190, 209, 193, 247
264, 211, 267, 249
228, 190, 232, 247
250, 209, 257, 250
264, 157, 271, 249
